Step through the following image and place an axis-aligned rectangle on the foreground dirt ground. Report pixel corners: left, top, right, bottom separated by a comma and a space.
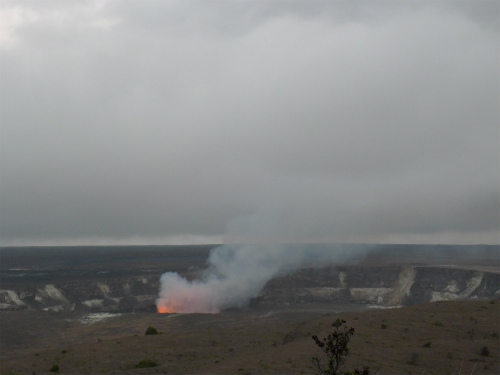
1, 299, 499, 375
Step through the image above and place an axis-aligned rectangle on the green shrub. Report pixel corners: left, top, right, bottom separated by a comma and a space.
311, 318, 371, 375
480, 346, 489, 357
423, 341, 432, 348
134, 359, 159, 368
49, 364, 59, 372
145, 325, 158, 335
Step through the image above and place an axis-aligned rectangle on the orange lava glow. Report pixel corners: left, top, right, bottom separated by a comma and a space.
157, 305, 176, 313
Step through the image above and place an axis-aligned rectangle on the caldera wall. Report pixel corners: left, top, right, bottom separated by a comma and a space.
1, 266, 498, 312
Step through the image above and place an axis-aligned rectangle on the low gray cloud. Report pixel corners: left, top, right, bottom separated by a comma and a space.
0, 1, 498, 245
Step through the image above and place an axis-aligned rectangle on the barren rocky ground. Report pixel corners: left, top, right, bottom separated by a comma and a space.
1, 299, 499, 374
1, 245, 499, 374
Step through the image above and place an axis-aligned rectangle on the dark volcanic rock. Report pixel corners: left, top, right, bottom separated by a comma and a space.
1, 245, 499, 312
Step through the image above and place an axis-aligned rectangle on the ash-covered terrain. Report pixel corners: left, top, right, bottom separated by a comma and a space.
1, 244, 498, 313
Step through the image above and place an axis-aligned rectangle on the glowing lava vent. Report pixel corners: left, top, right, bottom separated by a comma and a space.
156, 272, 220, 314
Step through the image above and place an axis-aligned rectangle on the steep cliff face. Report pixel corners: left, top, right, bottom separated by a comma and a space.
406, 268, 498, 304
0, 276, 160, 312
1, 266, 498, 312
253, 266, 500, 308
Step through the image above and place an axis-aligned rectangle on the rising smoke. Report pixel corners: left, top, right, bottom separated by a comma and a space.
156, 243, 369, 313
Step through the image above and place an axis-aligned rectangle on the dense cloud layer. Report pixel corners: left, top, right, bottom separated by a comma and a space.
1, 1, 498, 245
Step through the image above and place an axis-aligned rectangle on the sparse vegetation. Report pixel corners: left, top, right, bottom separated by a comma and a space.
133, 359, 158, 368
145, 325, 158, 335
422, 341, 432, 348
480, 346, 490, 357
259, 360, 270, 370
49, 364, 59, 372
311, 318, 370, 375
1, 299, 498, 375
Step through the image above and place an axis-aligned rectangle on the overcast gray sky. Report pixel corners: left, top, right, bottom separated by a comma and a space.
1, 1, 499, 246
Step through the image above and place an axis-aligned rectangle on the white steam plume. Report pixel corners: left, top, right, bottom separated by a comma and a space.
156, 243, 368, 313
